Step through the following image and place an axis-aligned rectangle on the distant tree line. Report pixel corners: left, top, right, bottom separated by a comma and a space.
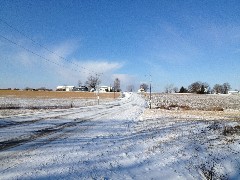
165, 84, 178, 93
212, 83, 231, 94
2, 87, 53, 91
24, 87, 53, 91
165, 81, 232, 94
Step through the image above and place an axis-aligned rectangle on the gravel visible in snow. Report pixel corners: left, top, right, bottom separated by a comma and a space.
0, 93, 239, 179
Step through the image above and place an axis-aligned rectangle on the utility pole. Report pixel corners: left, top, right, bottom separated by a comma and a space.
114, 87, 116, 99
95, 73, 101, 105
149, 82, 152, 109
145, 74, 152, 109
98, 94, 100, 105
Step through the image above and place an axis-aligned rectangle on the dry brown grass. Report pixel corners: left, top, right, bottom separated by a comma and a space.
0, 90, 121, 99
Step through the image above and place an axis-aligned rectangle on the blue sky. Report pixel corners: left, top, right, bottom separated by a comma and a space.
0, 0, 240, 91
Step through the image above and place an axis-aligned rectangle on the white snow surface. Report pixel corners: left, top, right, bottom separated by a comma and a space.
0, 92, 240, 179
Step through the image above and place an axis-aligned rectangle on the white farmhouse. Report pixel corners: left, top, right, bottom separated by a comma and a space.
138, 88, 145, 93
98, 86, 113, 92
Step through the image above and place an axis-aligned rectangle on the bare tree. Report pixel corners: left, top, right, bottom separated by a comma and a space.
165, 84, 177, 93
213, 83, 231, 94
140, 83, 149, 92
126, 85, 134, 92
173, 87, 179, 93
223, 82, 231, 94
213, 84, 223, 94
114, 78, 121, 92
165, 84, 172, 93
85, 75, 101, 90
78, 80, 82, 87
188, 81, 209, 94
188, 81, 202, 93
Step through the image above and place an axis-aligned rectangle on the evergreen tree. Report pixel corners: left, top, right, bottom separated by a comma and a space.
179, 86, 188, 93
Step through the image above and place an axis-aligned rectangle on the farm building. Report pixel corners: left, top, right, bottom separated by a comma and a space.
74, 86, 89, 92
98, 86, 113, 92
138, 88, 146, 93
228, 91, 239, 95
56, 86, 75, 91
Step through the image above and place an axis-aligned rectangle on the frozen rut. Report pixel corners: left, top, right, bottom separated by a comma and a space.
0, 93, 147, 179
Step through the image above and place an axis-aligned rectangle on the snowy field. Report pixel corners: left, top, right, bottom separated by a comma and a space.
148, 93, 240, 110
0, 96, 113, 117
0, 93, 240, 179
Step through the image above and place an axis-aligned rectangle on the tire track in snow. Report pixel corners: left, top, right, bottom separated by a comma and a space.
0, 93, 146, 176
0, 96, 134, 150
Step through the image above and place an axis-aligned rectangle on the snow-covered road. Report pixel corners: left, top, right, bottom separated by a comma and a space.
0, 93, 240, 179
0, 93, 147, 179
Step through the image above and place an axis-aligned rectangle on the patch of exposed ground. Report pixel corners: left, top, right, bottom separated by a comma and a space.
0, 90, 121, 99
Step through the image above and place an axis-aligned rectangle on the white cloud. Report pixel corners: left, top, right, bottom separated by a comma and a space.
80, 61, 123, 74
0, 38, 128, 89
46, 40, 79, 64
58, 60, 124, 86
17, 51, 36, 66
39, 41, 124, 84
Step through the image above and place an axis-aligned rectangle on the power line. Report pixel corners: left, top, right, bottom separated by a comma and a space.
0, 18, 97, 75
0, 34, 86, 73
